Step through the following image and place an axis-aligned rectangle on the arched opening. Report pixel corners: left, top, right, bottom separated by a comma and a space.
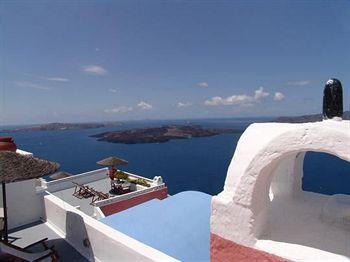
303, 152, 350, 195
255, 150, 350, 258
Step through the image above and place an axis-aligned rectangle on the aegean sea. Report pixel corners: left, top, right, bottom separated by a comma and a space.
1, 118, 349, 196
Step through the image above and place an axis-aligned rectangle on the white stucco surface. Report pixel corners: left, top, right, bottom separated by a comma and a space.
16, 149, 33, 156
211, 120, 350, 260
43, 192, 179, 262
322, 194, 350, 228
257, 191, 350, 261
0, 179, 44, 229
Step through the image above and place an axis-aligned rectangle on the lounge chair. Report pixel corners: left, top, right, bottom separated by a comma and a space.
72, 182, 109, 204
96, 191, 109, 200
72, 182, 94, 199
90, 190, 109, 204
0, 238, 57, 261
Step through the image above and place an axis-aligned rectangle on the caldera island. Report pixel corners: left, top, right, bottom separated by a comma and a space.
91, 125, 241, 144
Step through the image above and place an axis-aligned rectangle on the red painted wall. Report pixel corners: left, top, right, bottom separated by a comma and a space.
100, 187, 168, 216
211, 233, 288, 262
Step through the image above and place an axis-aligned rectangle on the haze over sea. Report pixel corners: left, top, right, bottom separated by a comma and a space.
1, 118, 350, 196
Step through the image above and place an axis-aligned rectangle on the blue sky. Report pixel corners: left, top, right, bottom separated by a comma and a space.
1, 0, 350, 125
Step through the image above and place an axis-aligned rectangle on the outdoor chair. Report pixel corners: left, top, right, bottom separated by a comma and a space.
72, 182, 109, 204
0, 237, 58, 262
96, 191, 109, 200
72, 182, 94, 199
90, 190, 109, 204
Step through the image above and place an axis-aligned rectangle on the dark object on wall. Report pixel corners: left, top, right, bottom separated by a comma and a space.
0, 137, 17, 152
323, 78, 343, 119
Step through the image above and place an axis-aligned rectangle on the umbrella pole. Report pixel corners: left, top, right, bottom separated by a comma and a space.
2, 182, 8, 242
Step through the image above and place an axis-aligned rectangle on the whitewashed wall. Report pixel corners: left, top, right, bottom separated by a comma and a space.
0, 179, 44, 229
211, 120, 350, 246
43, 193, 178, 262
41, 168, 108, 193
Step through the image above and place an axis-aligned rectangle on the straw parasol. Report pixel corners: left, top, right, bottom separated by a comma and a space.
97, 156, 128, 167
0, 151, 59, 183
0, 151, 59, 241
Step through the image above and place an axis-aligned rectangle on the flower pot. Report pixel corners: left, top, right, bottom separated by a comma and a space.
0, 137, 17, 152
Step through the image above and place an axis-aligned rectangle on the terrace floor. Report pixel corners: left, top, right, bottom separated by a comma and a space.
52, 178, 112, 216
8, 221, 88, 261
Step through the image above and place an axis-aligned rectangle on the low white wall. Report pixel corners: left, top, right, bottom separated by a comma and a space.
94, 184, 166, 207
93, 206, 105, 220
0, 179, 44, 229
42, 169, 159, 193
321, 194, 350, 229
43, 193, 178, 262
41, 168, 108, 193
16, 149, 33, 156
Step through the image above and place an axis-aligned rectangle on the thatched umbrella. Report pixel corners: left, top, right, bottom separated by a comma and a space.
97, 156, 128, 167
0, 151, 59, 242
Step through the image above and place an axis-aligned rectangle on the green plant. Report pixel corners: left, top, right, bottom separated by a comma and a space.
127, 177, 151, 187
136, 178, 150, 187
115, 170, 128, 180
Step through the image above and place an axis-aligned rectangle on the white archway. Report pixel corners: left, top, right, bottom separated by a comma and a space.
211, 120, 350, 248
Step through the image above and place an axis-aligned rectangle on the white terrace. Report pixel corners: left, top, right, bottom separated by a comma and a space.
41, 168, 166, 218
0, 159, 173, 261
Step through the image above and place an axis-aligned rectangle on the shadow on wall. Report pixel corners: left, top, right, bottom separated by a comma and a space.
259, 197, 350, 258
26, 238, 89, 262
66, 211, 95, 261
257, 151, 350, 258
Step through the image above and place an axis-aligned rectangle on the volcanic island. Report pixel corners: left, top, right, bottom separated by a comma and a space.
91, 125, 241, 144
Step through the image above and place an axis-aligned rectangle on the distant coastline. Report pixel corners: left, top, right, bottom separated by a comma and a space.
2, 111, 349, 133
1, 122, 121, 132
275, 111, 350, 123
90, 125, 242, 144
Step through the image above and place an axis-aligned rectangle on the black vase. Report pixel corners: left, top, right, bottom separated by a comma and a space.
323, 78, 343, 119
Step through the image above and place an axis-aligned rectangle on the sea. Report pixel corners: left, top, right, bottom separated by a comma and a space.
1, 118, 350, 196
